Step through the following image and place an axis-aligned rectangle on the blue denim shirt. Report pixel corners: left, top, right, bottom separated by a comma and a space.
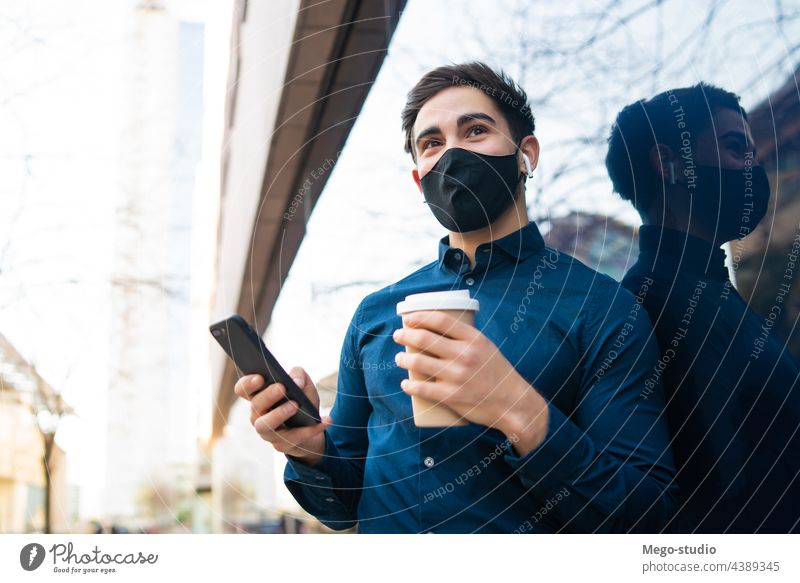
284, 222, 678, 533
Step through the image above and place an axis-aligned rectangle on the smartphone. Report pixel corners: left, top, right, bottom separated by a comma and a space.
209, 315, 321, 428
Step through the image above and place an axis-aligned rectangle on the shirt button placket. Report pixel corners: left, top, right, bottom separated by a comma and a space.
419, 452, 437, 532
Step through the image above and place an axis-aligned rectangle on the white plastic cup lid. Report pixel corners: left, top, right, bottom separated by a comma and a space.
396, 290, 480, 315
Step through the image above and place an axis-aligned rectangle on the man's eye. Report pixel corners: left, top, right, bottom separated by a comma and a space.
727, 140, 745, 155
422, 140, 441, 151
468, 125, 486, 137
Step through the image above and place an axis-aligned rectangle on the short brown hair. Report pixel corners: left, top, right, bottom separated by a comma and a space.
401, 62, 536, 162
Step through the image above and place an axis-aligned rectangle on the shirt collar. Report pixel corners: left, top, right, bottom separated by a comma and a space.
638, 225, 730, 281
437, 222, 546, 271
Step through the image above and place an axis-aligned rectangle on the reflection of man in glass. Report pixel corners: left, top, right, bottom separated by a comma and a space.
607, 84, 800, 533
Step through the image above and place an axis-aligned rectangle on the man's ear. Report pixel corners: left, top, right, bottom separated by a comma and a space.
649, 144, 676, 181
519, 135, 540, 175
411, 168, 422, 193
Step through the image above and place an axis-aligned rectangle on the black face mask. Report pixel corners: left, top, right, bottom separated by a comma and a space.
420, 147, 524, 233
688, 164, 771, 242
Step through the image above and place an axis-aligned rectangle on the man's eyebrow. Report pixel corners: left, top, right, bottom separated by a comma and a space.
457, 112, 496, 127
719, 130, 748, 141
414, 113, 498, 149
414, 126, 441, 148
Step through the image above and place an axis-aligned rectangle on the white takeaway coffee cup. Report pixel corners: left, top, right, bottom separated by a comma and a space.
396, 290, 480, 427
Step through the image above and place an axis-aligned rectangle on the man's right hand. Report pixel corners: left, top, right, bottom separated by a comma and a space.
234, 367, 332, 467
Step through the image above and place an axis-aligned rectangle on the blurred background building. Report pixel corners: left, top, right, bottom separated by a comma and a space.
543, 213, 638, 282
0, 333, 74, 533
105, 0, 205, 532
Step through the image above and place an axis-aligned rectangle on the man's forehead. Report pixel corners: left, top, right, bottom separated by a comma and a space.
710, 108, 754, 140
414, 85, 503, 132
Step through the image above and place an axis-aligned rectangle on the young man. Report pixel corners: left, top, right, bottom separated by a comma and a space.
235, 62, 678, 533
607, 83, 800, 533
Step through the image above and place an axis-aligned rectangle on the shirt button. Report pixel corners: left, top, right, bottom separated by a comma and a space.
465, 277, 475, 286
423, 456, 435, 468
453, 252, 462, 260
315, 475, 326, 481
325, 497, 335, 503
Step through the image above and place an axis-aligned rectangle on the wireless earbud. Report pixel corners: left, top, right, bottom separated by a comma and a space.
522, 153, 534, 178
668, 161, 676, 185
